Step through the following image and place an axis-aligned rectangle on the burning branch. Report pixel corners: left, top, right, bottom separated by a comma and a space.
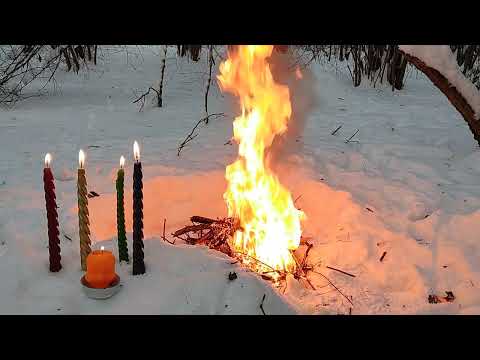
172, 216, 240, 256
172, 213, 354, 309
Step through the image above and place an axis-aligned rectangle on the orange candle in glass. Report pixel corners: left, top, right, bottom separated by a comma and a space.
85, 246, 116, 289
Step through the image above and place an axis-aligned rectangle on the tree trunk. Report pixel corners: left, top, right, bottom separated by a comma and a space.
400, 50, 480, 146
158, 45, 167, 108
204, 45, 214, 122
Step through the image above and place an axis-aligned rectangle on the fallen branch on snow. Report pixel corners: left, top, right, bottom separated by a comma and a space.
326, 266, 356, 278
331, 125, 343, 135
345, 129, 359, 143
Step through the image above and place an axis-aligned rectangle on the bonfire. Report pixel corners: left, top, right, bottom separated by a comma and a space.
173, 45, 313, 286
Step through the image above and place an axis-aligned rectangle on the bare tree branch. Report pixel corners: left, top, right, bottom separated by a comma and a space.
177, 112, 225, 156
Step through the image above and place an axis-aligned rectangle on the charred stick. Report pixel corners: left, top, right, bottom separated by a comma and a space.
380, 251, 387, 262
190, 215, 217, 224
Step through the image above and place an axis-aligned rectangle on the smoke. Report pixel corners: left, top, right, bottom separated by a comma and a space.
267, 48, 319, 167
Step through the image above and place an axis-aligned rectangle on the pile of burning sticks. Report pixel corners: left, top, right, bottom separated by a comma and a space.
172, 216, 240, 257
172, 215, 354, 307
173, 216, 315, 287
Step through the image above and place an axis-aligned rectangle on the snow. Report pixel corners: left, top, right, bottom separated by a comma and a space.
1, 46, 480, 314
399, 45, 480, 118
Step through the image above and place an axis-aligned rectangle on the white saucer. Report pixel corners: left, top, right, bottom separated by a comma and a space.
81, 274, 121, 300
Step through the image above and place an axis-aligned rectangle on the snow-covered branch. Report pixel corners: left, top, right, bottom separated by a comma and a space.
400, 45, 480, 145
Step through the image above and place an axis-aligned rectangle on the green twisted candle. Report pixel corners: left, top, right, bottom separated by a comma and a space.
78, 150, 91, 271
116, 157, 129, 263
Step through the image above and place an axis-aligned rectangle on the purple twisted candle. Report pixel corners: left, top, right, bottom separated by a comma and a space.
132, 141, 145, 275
43, 154, 61, 272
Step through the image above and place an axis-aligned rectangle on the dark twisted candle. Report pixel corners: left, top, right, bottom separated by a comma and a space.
43, 154, 61, 272
132, 141, 145, 275
116, 156, 129, 263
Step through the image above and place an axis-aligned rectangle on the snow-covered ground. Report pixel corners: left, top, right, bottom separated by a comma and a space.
1, 46, 479, 314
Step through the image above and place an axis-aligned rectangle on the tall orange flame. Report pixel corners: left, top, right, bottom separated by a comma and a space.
217, 45, 305, 273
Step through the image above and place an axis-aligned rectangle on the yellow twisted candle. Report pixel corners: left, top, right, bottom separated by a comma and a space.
78, 149, 91, 271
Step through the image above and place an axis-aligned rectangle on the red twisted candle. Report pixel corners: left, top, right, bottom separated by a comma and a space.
43, 153, 61, 272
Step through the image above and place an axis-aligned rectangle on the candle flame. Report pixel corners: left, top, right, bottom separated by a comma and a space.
45, 153, 51, 167
101, 246, 104, 251
79, 149, 85, 169
133, 141, 140, 162
120, 156, 125, 169
295, 66, 303, 80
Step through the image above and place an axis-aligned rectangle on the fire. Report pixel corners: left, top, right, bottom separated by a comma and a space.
79, 150, 85, 169
217, 45, 305, 274
133, 141, 140, 162
45, 153, 51, 167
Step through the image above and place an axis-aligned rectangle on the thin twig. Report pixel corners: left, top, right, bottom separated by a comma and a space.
326, 266, 356, 278
233, 251, 284, 275
161, 218, 175, 244
293, 194, 302, 206
311, 270, 354, 306
304, 277, 317, 291
345, 129, 359, 143
301, 243, 314, 269
259, 294, 266, 315
331, 125, 343, 135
